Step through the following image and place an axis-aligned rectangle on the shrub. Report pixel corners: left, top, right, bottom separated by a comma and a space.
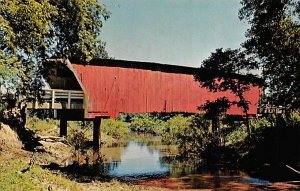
162, 115, 191, 145
250, 117, 273, 129
285, 112, 300, 127
67, 129, 90, 165
101, 119, 130, 139
236, 112, 300, 165
129, 114, 165, 135
225, 126, 248, 146
176, 114, 216, 165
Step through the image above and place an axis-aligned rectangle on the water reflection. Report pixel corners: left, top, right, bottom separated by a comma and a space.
100, 139, 300, 190
102, 141, 170, 178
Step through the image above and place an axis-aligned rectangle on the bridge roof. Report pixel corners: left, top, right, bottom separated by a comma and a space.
69, 58, 198, 75
68, 58, 263, 84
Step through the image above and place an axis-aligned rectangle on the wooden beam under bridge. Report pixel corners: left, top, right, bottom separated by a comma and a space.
58, 113, 108, 162
93, 117, 102, 162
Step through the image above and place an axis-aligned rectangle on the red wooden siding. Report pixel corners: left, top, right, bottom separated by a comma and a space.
71, 60, 260, 118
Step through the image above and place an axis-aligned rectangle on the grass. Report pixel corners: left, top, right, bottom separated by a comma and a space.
26, 116, 59, 137
0, 156, 82, 191
29, 165, 82, 191
0, 156, 164, 191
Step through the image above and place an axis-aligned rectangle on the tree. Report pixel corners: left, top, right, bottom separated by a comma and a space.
1, 0, 57, 100
239, 0, 300, 110
195, 48, 263, 135
49, 0, 110, 61
199, 97, 231, 133
0, 0, 109, 104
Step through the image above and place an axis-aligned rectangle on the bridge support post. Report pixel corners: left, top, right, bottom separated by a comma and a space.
60, 118, 67, 137
93, 117, 102, 162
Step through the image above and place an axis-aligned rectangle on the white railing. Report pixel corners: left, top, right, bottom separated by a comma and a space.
27, 89, 85, 110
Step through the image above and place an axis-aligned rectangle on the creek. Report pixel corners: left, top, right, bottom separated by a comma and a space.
100, 136, 299, 190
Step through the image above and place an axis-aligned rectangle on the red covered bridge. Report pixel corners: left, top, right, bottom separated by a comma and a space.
28, 58, 260, 158
72, 59, 260, 118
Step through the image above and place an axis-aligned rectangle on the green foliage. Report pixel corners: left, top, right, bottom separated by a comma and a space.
196, 48, 258, 81
239, 0, 300, 109
0, 0, 109, 99
67, 128, 90, 165
117, 113, 129, 122
171, 113, 300, 166
176, 114, 218, 165
225, 126, 248, 146
199, 97, 231, 132
241, 113, 300, 165
288, 112, 300, 126
0, 0, 58, 97
0, 156, 162, 191
50, 0, 110, 61
250, 117, 273, 130
162, 115, 191, 145
67, 129, 88, 151
194, 48, 263, 134
130, 114, 166, 135
102, 119, 130, 140
26, 116, 59, 136
199, 97, 231, 119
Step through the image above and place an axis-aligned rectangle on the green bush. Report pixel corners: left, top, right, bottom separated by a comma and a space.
161, 112, 300, 166
162, 115, 191, 145
102, 119, 130, 139
232, 112, 300, 165
67, 129, 88, 163
176, 114, 217, 165
250, 117, 273, 129
129, 114, 166, 135
67, 129, 88, 151
285, 112, 300, 127
225, 126, 248, 146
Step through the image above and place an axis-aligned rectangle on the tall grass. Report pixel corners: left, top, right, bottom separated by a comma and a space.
26, 116, 59, 136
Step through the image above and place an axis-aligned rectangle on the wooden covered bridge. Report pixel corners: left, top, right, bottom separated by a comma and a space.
27, 58, 260, 159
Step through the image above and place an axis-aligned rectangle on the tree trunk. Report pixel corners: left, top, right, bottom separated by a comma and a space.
245, 110, 251, 136
212, 116, 221, 146
212, 116, 219, 133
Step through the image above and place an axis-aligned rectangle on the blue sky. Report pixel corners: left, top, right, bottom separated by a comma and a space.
101, 0, 248, 67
